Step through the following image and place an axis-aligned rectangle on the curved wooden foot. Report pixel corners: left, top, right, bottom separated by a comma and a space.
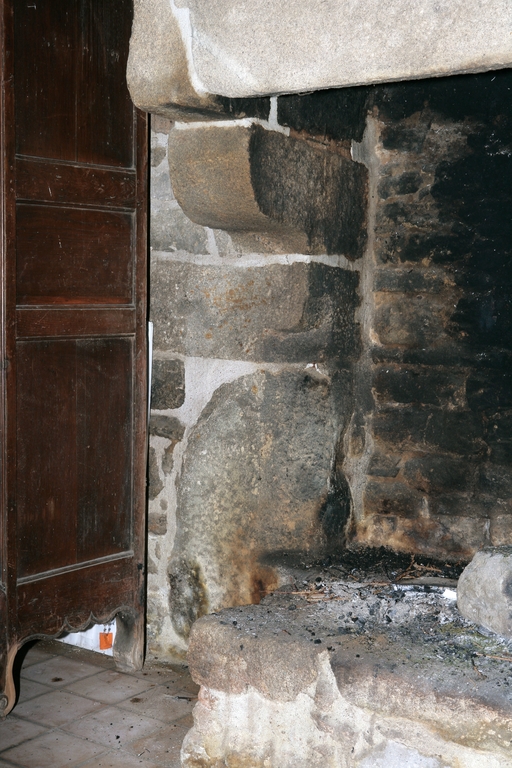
0, 643, 21, 717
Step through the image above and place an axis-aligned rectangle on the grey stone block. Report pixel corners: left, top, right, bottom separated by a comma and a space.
148, 446, 164, 500
457, 547, 512, 638
169, 369, 353, 639
149, 414, 185, 441
150, 260, 360, 363
151, 359, 185, 409
151, 204, 209, 254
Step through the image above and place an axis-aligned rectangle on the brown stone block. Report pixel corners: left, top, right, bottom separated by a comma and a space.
168, 123, 368, 256
150, 260, 360, 363
374, 294, 447, 348
352, 512, 479, 560
148, 512, 168, 536
363, 480, 424, 518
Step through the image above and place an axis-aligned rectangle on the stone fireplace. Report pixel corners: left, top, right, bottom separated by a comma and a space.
128, 2, 512, 764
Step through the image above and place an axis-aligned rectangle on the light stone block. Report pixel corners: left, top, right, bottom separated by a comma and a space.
132, 0, 512, 105
457, 547, 512, 638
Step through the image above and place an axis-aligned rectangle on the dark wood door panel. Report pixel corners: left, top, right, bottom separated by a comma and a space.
15, 0, 134, 168
76, 338, 133, 562
16, 204, 134, 305
16, 338, 135, 579
16, 307, 136, 338
14, 0, 78, 161
16, 340, 78, 578
77, 0, 134, 168
16, 158, 136, 209
16, 557, 137, 635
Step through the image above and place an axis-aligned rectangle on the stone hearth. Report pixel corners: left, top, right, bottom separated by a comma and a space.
184, 558, 512, 767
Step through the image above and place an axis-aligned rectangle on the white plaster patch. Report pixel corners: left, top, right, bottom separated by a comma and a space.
168, 0, 208, 96
151, 248, 360, 271
169, 357, 266, 428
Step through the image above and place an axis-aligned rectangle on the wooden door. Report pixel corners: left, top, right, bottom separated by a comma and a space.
0, 0, 148, 715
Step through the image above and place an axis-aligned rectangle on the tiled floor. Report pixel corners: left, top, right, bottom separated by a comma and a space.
0, 639, 198, 768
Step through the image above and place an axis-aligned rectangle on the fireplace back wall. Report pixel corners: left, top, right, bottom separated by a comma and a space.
145, 72, 512, 659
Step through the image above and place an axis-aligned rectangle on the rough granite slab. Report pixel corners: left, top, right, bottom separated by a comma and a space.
184, 581, 512, 767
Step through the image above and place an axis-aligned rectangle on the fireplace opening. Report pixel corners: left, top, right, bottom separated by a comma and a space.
139, 33, 512, 762
146, 68, 512, 643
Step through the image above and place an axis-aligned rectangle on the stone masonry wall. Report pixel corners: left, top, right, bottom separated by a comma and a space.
147, 72, 512, 659
147, 112, 365, 658
347, 72, 512, 560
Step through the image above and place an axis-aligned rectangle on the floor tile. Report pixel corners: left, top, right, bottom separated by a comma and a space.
1, 730, 105, 768
17, 645, 55, 668
13, 689, 103, 728
130, 666, 187, 688
65, 670, 156, 704
64, 705, 164, 750
80, 749, 161, 768
173, 713, 194, 729
117, 684, 195, 723
21, 656, 103, 689
16, 678, 53, 704
126, 722, 189, 766
0, 715, 47, 752
174, 677, 200, 697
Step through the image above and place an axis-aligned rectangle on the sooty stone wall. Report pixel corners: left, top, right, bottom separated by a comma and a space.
147, 116, 362, 657
348, 71, 512, 559
147, 73, 512, 659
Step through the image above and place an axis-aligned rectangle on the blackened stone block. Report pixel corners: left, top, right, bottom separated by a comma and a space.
403, 455, 472, 494
364, 480, 424, 518
367, 452, 401, 478
151, 359, 185, 409
486, 412, 512, 465
478, 464, 512, 499
151, 260, 360, 364
466, 372, 512, 411
424, 411, 485, 456
374, 267, 446, 294
429, 495, 496, 519
379, 123, 429, 153
401, 232, 470, 265
372, 408, 430, 451
277, 87, 371, 143
249, 126, 368, 258
378, 171, 422, 199
168, 123, 368, 257
373, 408, 484, 456
373, 366, 466, 407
